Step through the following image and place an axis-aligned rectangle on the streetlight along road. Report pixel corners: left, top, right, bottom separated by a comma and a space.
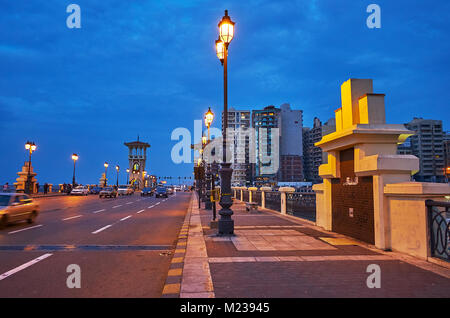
24, 141, 37, 194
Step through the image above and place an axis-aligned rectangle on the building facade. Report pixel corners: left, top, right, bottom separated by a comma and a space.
402, 118, 446, 183
303, 117, 335, 183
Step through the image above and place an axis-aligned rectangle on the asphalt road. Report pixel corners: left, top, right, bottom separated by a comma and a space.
0, 191, 191, 297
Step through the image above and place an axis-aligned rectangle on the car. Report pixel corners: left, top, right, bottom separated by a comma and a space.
155, 187, 168, 198
89, 186, 102, 194
118, 185, 133, 196
167, 187, 174, 195
141, 187, 154, 196
99, 187, 118, 198
0, 193, 39, 228
70, 185, 89, 196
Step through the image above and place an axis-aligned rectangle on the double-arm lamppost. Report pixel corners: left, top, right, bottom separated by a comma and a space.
25, 141, 37, 194
204, 108, 214, 210
72, 153, 78, 188
115, 165, 120, 188
215, 10, 235, 235
104, 162, 109, 187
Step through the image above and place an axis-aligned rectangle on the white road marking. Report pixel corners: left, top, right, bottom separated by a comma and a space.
148, 205, 155, 209
8, 224, 43, 235
0, 253, 53, 281
62, 215, 82, 221
120, 215, 132, 221
92, 225, 112, 234
155, 202, 161, 205
92, 209, 105, 214
112, 205, 122, 209
137, 209, 145, 214
126, 202, 133, 205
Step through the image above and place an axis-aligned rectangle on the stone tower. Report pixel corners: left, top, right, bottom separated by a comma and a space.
124, 137, 150, 190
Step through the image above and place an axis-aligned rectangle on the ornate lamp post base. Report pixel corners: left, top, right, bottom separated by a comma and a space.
218, 162, 234, 235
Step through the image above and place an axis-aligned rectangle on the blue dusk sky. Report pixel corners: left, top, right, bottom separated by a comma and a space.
0, 0, 449, 185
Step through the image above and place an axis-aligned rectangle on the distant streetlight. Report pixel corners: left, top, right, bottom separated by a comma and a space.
126, 168, 130, 185
215, 9, 235, 235
204, 107, 215, 215
115, 165, 120, 187
24, 141, 37, 194
104, 162, 109, 187
72, 153, 78, 187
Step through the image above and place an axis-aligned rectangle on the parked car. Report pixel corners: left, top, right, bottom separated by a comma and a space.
89, 186, 102, 195
118, 185, 133, 196
155, 187, 168, 198
0, 193, 39, 228
141, 187, 154, 197
99, 187, 118, 198
70, 185, 89, 196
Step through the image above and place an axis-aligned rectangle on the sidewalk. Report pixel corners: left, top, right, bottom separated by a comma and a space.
179, 193, 450, 298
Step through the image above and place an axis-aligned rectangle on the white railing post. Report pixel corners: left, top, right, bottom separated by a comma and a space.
260, 186, 271, 209
279, 187, 295, 215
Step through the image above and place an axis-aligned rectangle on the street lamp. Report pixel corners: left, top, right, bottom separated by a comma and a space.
204, 107, 216, 216
115, 165, 120, 188
72, 153, 78, 188
104, 162, 109, 187
215, 10, 235, 235
25, 141, 37, 194
126, 168, 130, 185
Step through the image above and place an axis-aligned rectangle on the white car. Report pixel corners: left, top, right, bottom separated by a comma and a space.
70, 186, 89, 196
117, 185, 133, 196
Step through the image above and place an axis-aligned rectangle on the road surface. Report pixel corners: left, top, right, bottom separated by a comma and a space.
0, 191, 191, 297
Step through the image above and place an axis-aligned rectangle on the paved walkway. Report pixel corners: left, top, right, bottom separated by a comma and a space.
180, 194, 450, 298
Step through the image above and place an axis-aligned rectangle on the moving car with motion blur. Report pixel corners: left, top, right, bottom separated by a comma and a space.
155, 187, 168, 198
141, 187, 154, 197
99, 187, 118, 198
0, 193, 39, 228
167, 186, 174, 195
70, 185, 89, 196
117, 185, 133, 196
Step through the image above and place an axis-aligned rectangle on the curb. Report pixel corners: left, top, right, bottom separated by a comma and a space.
161, 194, 193, 298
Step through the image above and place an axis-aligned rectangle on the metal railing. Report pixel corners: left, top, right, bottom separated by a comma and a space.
286, 192, 316, 221
265, 191, 281, 212
243, 189, 249, 202
426, 200, 450, 262
253, 191, 262, 205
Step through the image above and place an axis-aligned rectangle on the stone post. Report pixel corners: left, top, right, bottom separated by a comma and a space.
240, 187, 246, 201
279, 187, 295, 215
248, 187, 257, 203
260, 186, 272, 209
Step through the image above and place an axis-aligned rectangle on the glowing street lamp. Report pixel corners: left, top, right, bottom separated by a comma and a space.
104, 162, 109, 187
215, 10, 235, 235
115, 165, 120, 187
126, 168, 130, 185
72, 153, 79, 188
24, 141, 37, 194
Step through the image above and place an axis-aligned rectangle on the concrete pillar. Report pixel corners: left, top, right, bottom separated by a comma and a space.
279, 187, 295, 215
260, 186, 272, 209
240, 187, 245, 201
248, 187, 257, 203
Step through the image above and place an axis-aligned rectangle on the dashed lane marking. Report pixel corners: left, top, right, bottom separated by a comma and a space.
120, 215, 132, 221
0, 253, 53, 281
8, 225, 43, 235
112, 205, 122, 209
92, 225, 112, 234
62, 215, 82, 221
92, 209, 105, 214
137, 209, 145, 214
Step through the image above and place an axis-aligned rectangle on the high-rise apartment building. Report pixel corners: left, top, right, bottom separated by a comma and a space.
402, 118, 446, 182
303, 117, 336, 183
222, 107, 252, 186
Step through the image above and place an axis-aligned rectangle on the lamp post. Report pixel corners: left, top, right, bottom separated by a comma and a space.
72, 153, 78, 188
115, 165, 120, 188
215, 10, 235, 235
126, 168, 130, 185
104, 162, 109, 187
24, 141, 37, 194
